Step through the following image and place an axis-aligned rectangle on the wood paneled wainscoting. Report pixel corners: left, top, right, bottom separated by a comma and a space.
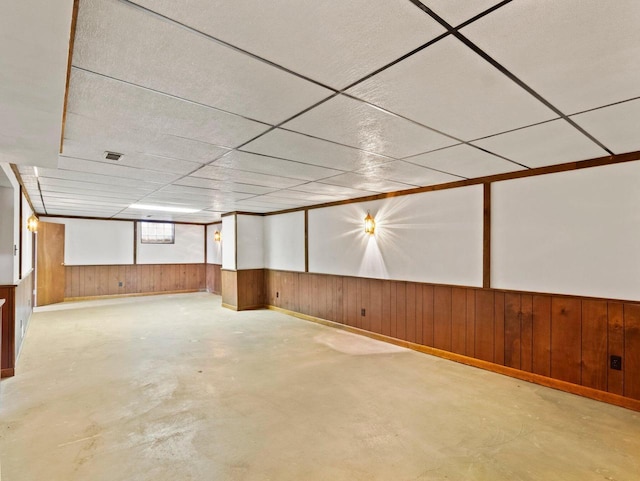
1, 271, 35, 378
264, 269, 640, 411
206, 264, 222, 295
221, 269, 265, 311
64, 264, 206, 300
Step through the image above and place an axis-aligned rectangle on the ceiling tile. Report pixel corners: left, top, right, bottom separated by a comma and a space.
318, 173, 414, 193
213, 151, 342, 182
472, 119, 608, 168
348, 35, 555, 141
174, 177, 278, 195
57, 157, 182, 184
462, 0, 640, 113
191, 165, 306, 189
64, 113, 230, 165
406, 144, 525, 178
37, 177, 157, 195
428, 0, 506, 27
133, 0, 445, 90
36, 168, 166, 188
242, 128, 392, 171
40, 189, 141, 202
62, 141, 203, 176
357, 160, 462, 186
288, 182, 374, 198
261, 190, 339, 203
73, 0, 332, 124
68, 69, 269, 149
571, 99, 640, 155
283, 95, 457, 158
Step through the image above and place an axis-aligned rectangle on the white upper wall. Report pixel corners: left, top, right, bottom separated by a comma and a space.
308, 185, 484, 286
264, 211, 305, 272
0, 164, 20, 284
221, 215, 236, 270
47, 217, 134, 265
21, 194, 33, 274
206, 223, 222, 264
492, 160, 640, 301
237, 215, 264, 270
137, 223, 204, 264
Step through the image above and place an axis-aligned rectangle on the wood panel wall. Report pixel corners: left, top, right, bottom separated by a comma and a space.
221, 269, 265, 310
0, 285, 15, 378
265, 270, 640, 404
64, 264, 205, 299
1, 271, 34, 378
206, 263, 222, 295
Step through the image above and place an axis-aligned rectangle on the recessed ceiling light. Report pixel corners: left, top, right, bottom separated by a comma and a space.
129, 203, 201, 214
104, 151, 123, 161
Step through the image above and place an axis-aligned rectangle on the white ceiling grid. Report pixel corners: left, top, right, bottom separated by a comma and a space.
17, 0, 640, 222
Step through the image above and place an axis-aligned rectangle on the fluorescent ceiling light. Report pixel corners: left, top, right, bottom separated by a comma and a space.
129, 203, 201, 214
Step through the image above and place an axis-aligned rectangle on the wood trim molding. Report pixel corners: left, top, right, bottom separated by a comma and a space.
64, 289, 202, 302
39, 214, 205, 226
60, 0, 80, 153
266, 304, 640, 412
10, 164, 36, 214
133, 221, 137, 264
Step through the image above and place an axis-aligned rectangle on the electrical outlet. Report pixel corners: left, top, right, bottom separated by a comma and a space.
118, 281, 123, 287
610, 355, 622, 371
276, 291, 279, 298
361, 308, 366, 316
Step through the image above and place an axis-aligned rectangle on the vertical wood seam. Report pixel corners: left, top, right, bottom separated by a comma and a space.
483, 182, 491, 289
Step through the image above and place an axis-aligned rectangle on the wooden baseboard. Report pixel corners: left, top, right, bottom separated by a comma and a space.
63, 289, 204, 302
221, 303, 263, 311
1, 368, 15, 378
266, 305, 640, 413
221, 302, 237, 311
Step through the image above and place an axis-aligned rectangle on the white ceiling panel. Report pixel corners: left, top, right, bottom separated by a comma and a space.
571, 99, 640, 155
472, 120, 608, 168
62, 141, 203, 176
133, 0, 445, 90
57, 157, 182, 184
283, 95, 457, 158
37, 177, 156, 195
73, 0, 332, 124
35, 168, 166, 188
428, 0, 505, 27
242, 128, 392, 171
40, 189, 141, 202
152, 185, 255, 201
348, 35, 556, 141
406, 144, 526, 178
174, 177, 278, 196
260, 190, 339, 203
64, 113, 230, 165
318, 173, 414, 193
213, 151, 342, 182
357, 160, 462, 186
191, 165, 307, 189
288, 182, 375, 198
462, 0, 640, 113
68, 69, 269, 149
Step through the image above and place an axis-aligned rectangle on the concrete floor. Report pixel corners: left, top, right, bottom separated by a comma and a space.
0, 293, 639, 481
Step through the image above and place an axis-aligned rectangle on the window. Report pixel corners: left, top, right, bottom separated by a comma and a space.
140, 222, 175, 244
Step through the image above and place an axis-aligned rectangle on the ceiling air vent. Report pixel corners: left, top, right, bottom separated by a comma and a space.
104, 151, 123, 161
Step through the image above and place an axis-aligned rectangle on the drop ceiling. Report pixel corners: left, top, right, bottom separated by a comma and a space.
11, 0, 640, 223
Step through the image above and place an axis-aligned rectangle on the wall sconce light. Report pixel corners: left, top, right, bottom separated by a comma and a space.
213, 230, 221, 242
364, 211, 375, 235
27, 214, 39, 233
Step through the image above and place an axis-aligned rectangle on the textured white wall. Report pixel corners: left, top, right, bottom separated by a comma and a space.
137, 223, 203, 264
264, 211, 305, 272
492, 160, 640, 301
46, 217, 134, 265
237, 215, 264, 269
221, 215, 236, 270
308, 185, 483, 286
21, 194, 33, 274
206, 222, 222, 264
